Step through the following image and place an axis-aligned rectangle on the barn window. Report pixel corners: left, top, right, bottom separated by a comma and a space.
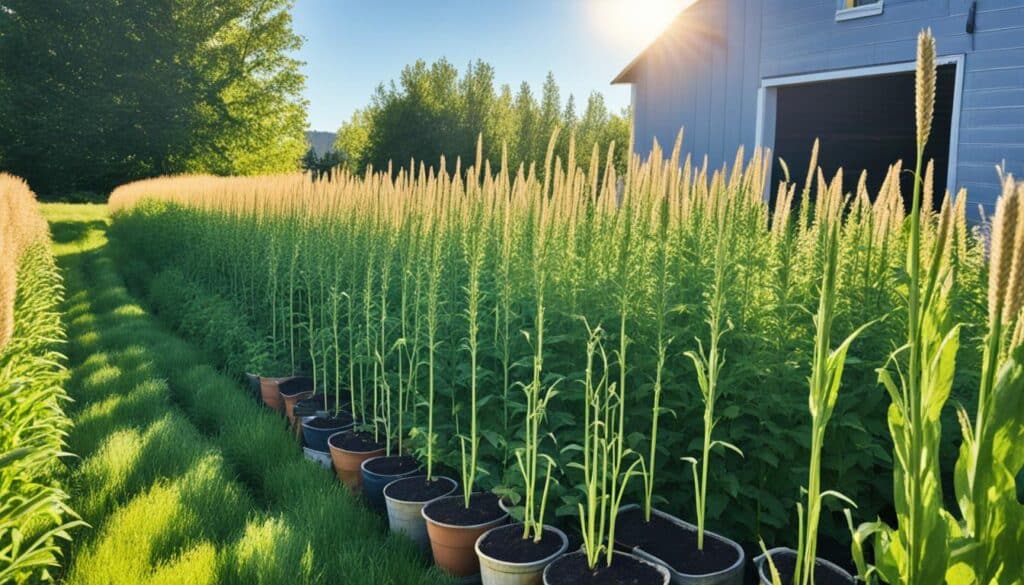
836, 0, 884, 21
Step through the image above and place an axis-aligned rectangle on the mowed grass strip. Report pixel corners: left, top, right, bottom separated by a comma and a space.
50, 206, 452, 585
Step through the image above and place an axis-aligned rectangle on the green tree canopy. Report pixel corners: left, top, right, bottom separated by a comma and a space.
339, 58, 630, 178
0, 0, 308, 197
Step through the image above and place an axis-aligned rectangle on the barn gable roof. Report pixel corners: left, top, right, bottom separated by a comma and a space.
611, 0, 707, 84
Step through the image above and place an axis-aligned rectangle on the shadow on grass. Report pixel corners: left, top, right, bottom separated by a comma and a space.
49, 220, 107, 244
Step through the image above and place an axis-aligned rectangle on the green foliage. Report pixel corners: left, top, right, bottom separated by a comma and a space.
0, 0, 308, 198
849, 30, 1024, 585
0, 245, 82, 584
106, 126, 988, 562
338, 59, 630, 178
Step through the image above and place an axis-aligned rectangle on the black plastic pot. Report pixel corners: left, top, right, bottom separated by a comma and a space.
754, 548, 854, 585
614, 504, 744, 584
301, 413, 354, 451
543, 550, 669, 585
244, 373, 261, 402
361, 454, 421, 511
294, 394, 350, 418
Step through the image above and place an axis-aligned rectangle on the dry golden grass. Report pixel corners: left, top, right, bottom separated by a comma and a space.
0, 173, 50, 348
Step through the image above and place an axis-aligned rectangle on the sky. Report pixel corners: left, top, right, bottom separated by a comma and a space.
291, 0, 694, 131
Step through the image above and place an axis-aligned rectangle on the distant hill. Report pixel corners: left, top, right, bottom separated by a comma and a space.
305, 131, 337, 155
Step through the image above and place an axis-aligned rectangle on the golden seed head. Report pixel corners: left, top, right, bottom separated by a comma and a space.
1002, 179, 1024, 323
989, 178, 1019, 324
916, 29, 937, 152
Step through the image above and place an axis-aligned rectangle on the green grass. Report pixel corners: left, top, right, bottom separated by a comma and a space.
47, 204, 453, 585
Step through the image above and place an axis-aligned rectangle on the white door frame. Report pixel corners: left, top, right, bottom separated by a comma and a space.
754, 55, 965, 199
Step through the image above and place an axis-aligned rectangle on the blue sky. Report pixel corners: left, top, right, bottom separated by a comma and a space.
291, 0, 692, 131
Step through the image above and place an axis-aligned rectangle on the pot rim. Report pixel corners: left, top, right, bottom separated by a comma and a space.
543, 549, 670, 584
302, 417, 354, 434
327, 430, 385, 454
475, 522, 569, 569
753, 546, 855, 584
617, 503, 745, 579
421, 493, 510, 530
279, 388, 316, 399
361, 454, 422, 479
383, 474, 458, 505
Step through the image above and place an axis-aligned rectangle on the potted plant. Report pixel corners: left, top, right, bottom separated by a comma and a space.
544, 323, 669, 585
615, 197, 745, 584
423, 203, 508, 576
278, 375, 315, 437
475, 197, 568, 584
384, 225, 457, 549
755, 172, 869, 585
360, 238, 422, 510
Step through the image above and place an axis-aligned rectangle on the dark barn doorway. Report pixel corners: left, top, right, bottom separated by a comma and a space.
770, 64, 956, 211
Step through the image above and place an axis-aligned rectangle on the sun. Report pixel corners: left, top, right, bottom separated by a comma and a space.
591, 0, 694, 50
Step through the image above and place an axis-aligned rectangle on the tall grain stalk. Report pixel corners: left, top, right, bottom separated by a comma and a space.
423, 221, 445, 480
576, 321, 645, 569
791, 176, 873, 585
852, 30, 959, 585
952, 175, 1024, 583
459, 196, 486, 505
683, 200, 744, 550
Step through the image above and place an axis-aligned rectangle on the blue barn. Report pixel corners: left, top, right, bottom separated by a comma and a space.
613, 0, 1024, 218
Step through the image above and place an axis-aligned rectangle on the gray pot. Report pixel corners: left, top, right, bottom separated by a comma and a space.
543, 550, 670, 585
302, 446, 333, 469
617, 504, 744, 585
753, 547, 855, 584
383, 475, 458, 551
476, 524, 568, 585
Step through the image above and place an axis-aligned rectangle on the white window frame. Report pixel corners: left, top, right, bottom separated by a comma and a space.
754, 55, 965, 202
836, 0, 884, 21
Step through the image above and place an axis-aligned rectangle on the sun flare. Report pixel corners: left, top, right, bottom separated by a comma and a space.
591, 0, 694, 50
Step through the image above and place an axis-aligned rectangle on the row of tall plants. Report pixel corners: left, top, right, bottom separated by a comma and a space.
108, 63, 1012, 577
0, 174, 82, 582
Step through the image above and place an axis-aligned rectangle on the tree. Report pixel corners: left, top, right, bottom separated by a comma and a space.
336, 59, 630, 179
0, 0, 307, 198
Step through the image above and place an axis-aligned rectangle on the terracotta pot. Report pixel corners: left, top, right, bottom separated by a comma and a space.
259, 376, 289, 413
422, 494, 509, 577
328, 431, 385, 493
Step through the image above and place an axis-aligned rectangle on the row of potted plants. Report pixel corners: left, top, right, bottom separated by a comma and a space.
240, 36, 947, 582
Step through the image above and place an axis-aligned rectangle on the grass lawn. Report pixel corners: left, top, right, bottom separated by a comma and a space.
45, 203, 453, 585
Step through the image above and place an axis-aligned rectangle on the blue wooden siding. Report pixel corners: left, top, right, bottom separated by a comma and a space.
627, 0, 1024, 215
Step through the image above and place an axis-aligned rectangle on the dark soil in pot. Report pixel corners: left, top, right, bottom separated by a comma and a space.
294, 394, 348, 415
546, 551, 665, 585
615, 506, 739, 575
363, 454, 419, 476
758, 550, 853, 585
423, 492, 504, 526
385, 476, 457, 502
328, 430, 386, 453
278, 376, 314, 397
301, 414, 354, 451
478, 524, 563, 563
305, 413, 353, 429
